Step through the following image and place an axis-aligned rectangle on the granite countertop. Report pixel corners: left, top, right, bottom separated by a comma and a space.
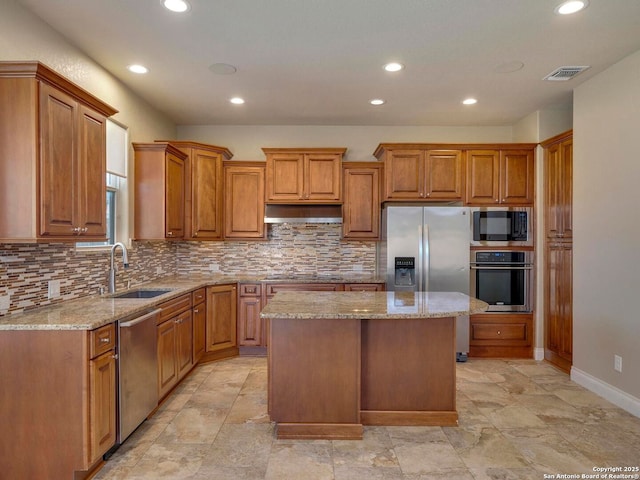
0, 273, 385, 331
260, 291, 489, 319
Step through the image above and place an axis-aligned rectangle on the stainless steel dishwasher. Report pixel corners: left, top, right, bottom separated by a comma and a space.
117, 308, 160, 444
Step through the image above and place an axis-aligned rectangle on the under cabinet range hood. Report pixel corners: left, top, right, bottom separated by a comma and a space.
264, 204, 343, 224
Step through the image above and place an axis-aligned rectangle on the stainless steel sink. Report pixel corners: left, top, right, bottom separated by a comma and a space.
110, 289, 172, 299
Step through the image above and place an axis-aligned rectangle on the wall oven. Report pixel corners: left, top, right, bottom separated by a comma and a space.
471, 207, 532, 247
470, 250, 533, 312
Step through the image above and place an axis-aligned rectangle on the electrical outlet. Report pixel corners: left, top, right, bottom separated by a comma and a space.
156, 266, 163, 275
48, 280, 61, 299
0, 294, 10, 311
209, 263, 220, 272
614, 355, 623, 373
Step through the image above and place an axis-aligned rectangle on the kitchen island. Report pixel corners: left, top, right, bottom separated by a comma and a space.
261, 291, 488, 440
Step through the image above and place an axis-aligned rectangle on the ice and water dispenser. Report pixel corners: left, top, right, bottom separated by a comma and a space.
394, 257, 416, 291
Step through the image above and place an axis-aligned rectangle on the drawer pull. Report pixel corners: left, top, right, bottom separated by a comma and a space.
100, 337, 111, 343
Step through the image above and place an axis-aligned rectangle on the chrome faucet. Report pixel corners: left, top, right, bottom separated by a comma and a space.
107, 242, 129, 294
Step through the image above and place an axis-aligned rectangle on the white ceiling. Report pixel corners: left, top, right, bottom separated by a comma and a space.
17, 0, 640, 126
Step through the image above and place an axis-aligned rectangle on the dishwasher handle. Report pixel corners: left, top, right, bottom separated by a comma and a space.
119, 309, 162, 328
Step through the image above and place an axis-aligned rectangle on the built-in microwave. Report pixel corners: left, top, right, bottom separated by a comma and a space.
470, 207, 532, 247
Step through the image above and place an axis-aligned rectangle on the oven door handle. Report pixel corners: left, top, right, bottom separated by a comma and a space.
470, 265, 532, 270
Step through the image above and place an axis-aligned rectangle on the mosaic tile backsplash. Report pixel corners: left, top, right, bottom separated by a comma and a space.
0, 224, 377, 316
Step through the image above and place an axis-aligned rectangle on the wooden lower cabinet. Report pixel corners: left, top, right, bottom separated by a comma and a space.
192, 288, 207, 363
468, 313, 533, 358
157, 294, 194, 400
0, 324, 117, 479
238, 283, 264, 347
203, 284, 238, 361
544, 242, 573, 372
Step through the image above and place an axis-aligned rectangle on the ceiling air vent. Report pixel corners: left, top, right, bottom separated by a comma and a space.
543, 66, 590, 81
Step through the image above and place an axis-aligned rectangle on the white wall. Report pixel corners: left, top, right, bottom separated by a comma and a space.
573, 49, 640, 405
177, 125, 514, 161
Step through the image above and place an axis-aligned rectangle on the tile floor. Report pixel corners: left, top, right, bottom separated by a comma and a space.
94, 357, 640, 480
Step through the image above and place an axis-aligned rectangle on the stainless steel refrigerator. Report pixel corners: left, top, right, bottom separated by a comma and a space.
378, 205, 471, 360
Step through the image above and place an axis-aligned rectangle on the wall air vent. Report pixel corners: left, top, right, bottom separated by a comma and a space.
543, 66, 590, 81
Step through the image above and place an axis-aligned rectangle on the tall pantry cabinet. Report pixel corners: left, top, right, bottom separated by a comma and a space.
541, 130, 573, 373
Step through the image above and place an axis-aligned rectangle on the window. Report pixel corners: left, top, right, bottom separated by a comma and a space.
77, 119, 129, 249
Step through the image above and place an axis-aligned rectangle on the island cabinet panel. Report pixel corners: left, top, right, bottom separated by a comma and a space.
360, 318, 457, 424
224, 162, 266, 240
263, 148, 345, 203
342, 162, 382, 240
0, 62, 116, 242
269, 318, 363, 440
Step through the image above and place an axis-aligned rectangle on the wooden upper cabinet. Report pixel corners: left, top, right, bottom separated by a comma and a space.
466, 147, 535, 206
133, 142, 187, 240
374, 145, 463, 201
224, 161, 266, 240
168, 141, 233, 240
0, 61, 117, 242
263, 148, 345, 203
542, 131, 573, 240
342, 162, 382, 240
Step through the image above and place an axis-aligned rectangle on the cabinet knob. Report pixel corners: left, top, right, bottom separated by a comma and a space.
497, 331, 501, 335
193, 308, 199, 314
194, 232, 198, 237
495, 199, 499, 203
81, 227, 88, 233
72, 227, 80, 233
167, 231, 173, 237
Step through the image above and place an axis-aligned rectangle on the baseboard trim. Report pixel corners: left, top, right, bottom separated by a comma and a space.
534, 347, 544, 361
571, 367, 640, 418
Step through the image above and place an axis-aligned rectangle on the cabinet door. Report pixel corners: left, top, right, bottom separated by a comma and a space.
206, 285, 237, 352
165, 153, 185, 238
77, 105, 107, 237
545, 242, 573, 371
157, 319, 178, 398
224, 166, 266, 239
500, 150, 534, 205
342, 165, 381, 239
190, 150, 223, 239
466, 150, 500, 205
424, 150, 463, 200
193, 302, 206, 363
384, 150, 424, 199
39, 83, 78, 236
545, 143, 563, 237
175, 310, 193, 380
266, 153, 304, 201
238, 296, 263, 346
304, 153, 342, 201
89, 350, 116, 462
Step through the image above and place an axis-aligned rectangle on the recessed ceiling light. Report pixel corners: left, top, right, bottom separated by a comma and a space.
127, 64, 148, 74
162, 0, 190, 13
462, 98, 478, 105
370, 99, 385, 106
383, 62, 404, 72
230, 97, 245, 105
554, 0, 588, 15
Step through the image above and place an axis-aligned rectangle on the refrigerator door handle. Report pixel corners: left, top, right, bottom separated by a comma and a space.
423, 224, 430, 292
417, 224, 424, 292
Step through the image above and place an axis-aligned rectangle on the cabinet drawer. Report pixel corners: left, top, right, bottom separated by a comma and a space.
192, 288, 206, 304
159, 294, 192, 324
240, 283, 262, 296
90, 323, 116, 358
344, 283, 384, 292
472, 323, 527, 341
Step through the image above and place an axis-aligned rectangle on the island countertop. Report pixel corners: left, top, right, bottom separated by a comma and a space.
260, 291, 489, 320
